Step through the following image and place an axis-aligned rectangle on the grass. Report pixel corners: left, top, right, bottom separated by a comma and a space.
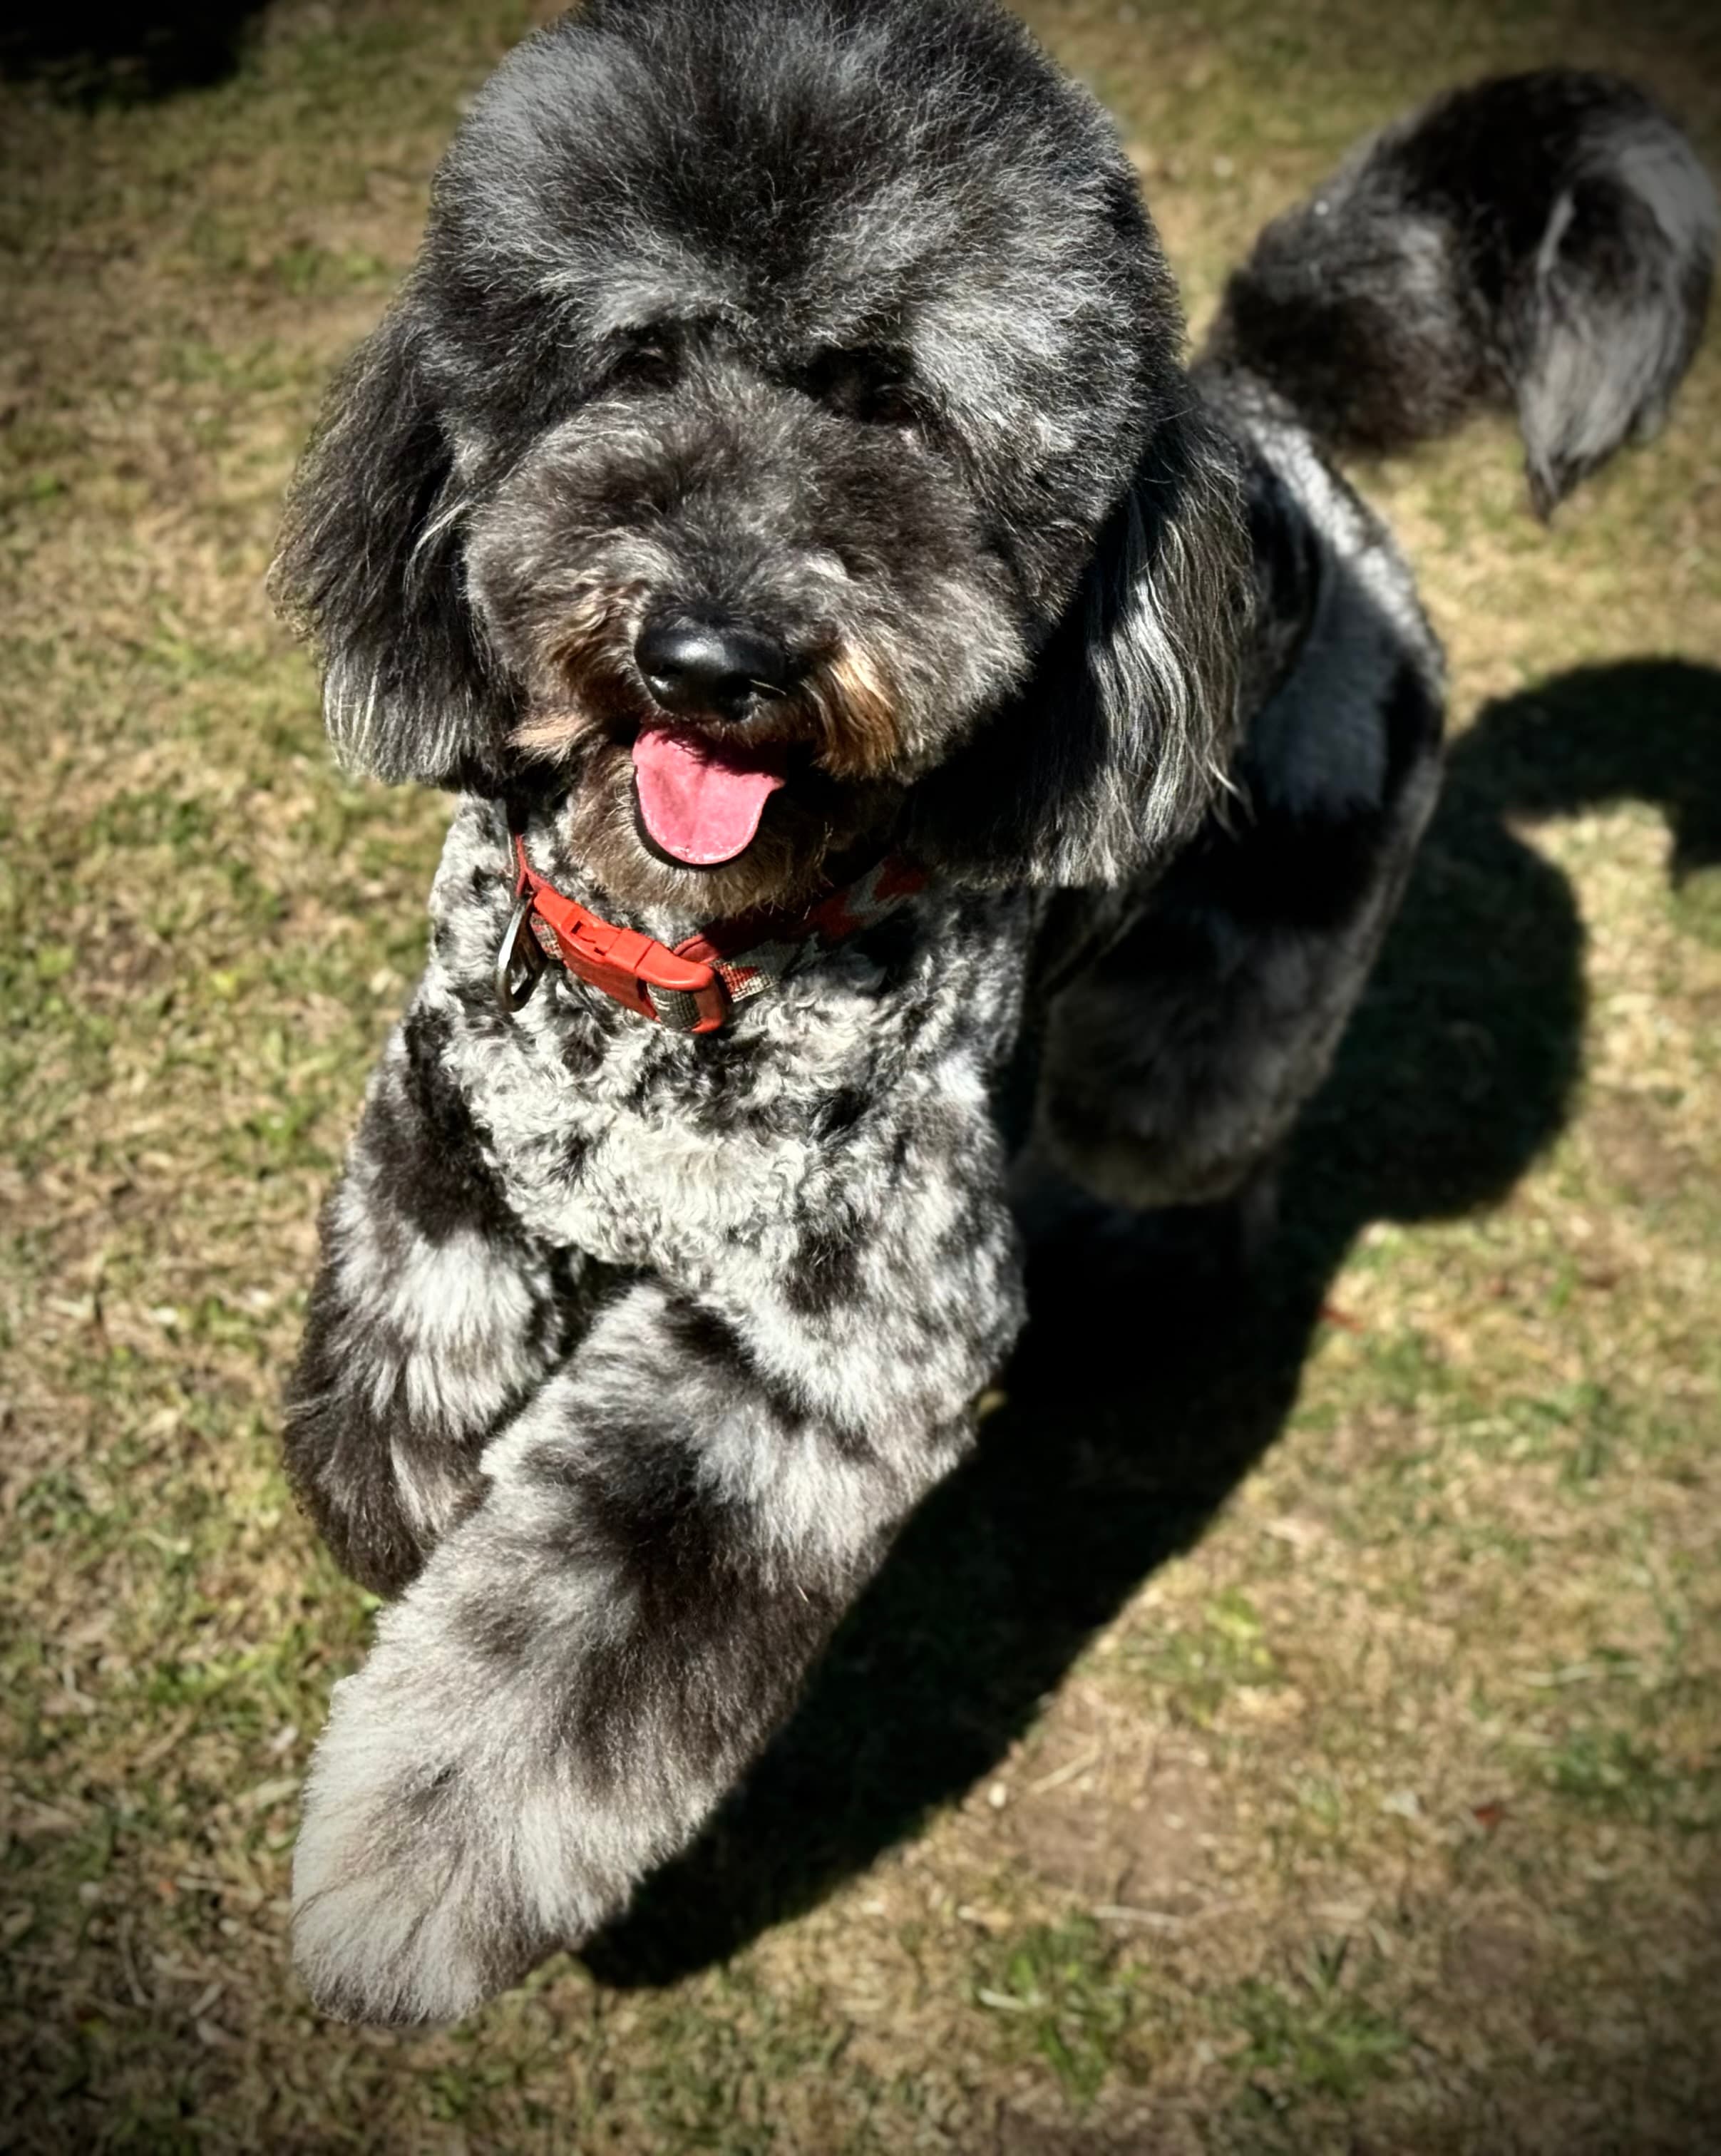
1232, 1939, 1408, 2110
975, 1919, 1141, 2105
2, 0, 1720, 2150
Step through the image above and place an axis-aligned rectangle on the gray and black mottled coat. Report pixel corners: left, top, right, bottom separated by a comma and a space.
270, 0, 1715, 2024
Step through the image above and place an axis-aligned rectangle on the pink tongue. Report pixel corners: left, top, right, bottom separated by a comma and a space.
631, 725, 787, 866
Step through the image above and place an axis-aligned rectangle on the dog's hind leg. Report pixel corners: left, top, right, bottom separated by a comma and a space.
284, 1004, 572, 1597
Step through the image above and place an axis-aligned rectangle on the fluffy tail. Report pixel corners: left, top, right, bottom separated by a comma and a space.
1203, 71, 1717, 515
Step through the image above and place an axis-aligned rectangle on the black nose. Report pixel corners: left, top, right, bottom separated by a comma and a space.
635, 615, 793, 719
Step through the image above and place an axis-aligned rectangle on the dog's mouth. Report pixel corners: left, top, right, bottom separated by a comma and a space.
511, 599, 908, 908
630, 722, 791, 866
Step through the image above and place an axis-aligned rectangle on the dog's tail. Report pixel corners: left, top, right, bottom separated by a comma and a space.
1201, 70, 1716, 515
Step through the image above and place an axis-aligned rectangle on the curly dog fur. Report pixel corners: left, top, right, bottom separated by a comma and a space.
270, 0, 1715, 2023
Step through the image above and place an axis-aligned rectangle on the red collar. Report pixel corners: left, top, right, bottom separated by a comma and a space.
496, 836, 927, 1035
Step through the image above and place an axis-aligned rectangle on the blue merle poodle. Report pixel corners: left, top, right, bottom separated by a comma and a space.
271, 0, 1715, 2023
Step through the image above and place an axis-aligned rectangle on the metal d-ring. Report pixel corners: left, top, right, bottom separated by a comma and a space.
494, 892, 549, 1017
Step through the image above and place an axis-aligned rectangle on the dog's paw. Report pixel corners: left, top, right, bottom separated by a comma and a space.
290, 1642, 608, 2025
292, 1814, 518, 2026
292, 1715, 530, 2023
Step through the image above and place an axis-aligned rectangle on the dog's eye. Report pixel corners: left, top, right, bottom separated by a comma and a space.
801, 346, 918, 428
599, 336, 680, 396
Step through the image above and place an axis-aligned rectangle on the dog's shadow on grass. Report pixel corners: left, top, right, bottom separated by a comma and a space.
586, 657, 1721, 1991
0, 3, 268, 103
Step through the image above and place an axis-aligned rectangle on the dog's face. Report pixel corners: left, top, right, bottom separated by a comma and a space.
277, 0, 1247, 910
461, 332, 1040, 916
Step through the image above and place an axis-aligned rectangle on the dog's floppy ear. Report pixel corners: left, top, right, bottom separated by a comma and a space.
913, 404, 1249, 887
1074, 406, 1250, 874
272, 294, 509, 789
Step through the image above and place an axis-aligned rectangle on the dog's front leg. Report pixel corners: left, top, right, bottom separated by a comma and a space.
292, 1237, 1020, 2025
283, 1011, 572, 1596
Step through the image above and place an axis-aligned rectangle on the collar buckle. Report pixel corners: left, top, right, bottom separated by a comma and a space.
543, 903, 732, 1034
506, 838, 733, 1033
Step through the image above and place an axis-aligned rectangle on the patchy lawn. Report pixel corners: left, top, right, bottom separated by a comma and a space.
2, 1, 1718, 2150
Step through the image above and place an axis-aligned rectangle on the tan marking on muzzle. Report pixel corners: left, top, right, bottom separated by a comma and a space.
813, 643, 900, 779
511, 589, 645, 759
510, 705, 598, 758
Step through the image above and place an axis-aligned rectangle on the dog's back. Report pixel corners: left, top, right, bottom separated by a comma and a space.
1032, 70, 1715, 1214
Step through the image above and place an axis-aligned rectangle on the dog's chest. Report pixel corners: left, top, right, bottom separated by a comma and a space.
439, 966, 968, 1289
422, 813, 1039, 1286
553, 1120, 815, 1285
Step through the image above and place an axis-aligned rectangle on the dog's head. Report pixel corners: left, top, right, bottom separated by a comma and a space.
274, 0, 1248, 913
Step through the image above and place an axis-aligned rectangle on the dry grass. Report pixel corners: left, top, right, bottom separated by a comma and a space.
2, 2, 1719, 2150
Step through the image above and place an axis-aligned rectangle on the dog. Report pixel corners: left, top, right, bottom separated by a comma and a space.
271, 0, 1715, 2025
